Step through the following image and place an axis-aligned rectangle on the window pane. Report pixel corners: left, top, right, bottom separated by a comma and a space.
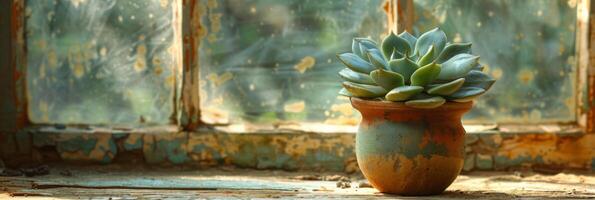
26, 0, 180, 125
200, 0, 578, 126
414, 0, 577, 123
199, 0, 387, 125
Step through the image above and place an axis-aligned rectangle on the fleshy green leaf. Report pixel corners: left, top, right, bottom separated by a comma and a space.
399, 31, 417, 52
417, 45, 435, 67
381, 31, 410, 59
437, 54, 479, 80
436, 43, 472, 63
370, 69, 405, 90
338, 68, 375, 85
339, 88, 353, 97
358, 39, 378, 61
342, 81, 387, 98
352, 39, 363, 59
427, 78, 465, 95
385, 85, 423, 101
367, 49, 389, 69
337, 53, 375, 74
356, 38, 378, 47
411, 62, 441, 86
463, 70, 496, 90
389, 55, 418, 83
390, 50, 404, 60
414, 28, 447, 59
405, 96, 446, 109
471, 63, 484, 71
447, 87, 485, 102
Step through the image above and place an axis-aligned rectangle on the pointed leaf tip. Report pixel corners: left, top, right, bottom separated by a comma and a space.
405, 96, 446, 109
366, 49, 389, 70
389, 57, 418, 84
415, 28, 447, 58
448, 87, 486, 102
342, 81, 387, 98
385, 85, 424, 101
410, 62, 441, 86
370, 69, 405, 90
436, 43, 472, 63
437, 53, 479, 80
427, 78, 466, 95
417, 45, 435, 67
337, 53, 375, 74
338, 68, 375, 85
381, 31, 410, 60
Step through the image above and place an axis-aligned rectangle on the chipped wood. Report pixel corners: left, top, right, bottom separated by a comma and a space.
2, 127, 594, 171
3, 0, 28, 131
170, 0, 184, 125
580, 0, 593, 132
180, 0, 206, 130
384, 0, 414, 34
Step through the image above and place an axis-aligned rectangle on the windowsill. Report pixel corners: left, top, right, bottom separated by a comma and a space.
26, 123, 586, 136
6, 122, 592, 172
2, 164, 593, 199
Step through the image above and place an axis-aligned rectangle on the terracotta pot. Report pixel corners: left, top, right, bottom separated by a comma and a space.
350, 97, 473, 196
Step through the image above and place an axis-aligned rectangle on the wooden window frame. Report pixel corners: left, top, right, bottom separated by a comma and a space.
0, 0, 595, 172
1, 0, 593, 135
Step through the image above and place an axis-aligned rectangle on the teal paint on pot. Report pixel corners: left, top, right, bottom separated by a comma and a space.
357, 121, 449, 159
350, 98, 472, 195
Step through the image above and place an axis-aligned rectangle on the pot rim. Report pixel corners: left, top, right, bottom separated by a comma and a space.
350, 97, 473, 113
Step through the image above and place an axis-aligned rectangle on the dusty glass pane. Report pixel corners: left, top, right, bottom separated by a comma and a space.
200, 0, 577, 126
413, 0, 577, 123
199, 0, 387, 125
26, 0, 180, 125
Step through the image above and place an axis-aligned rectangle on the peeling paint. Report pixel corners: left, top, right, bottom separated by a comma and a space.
52, 133, 117, 163
2, 129, 592, 172
496, 134, 594, 169
123, 133, 143, 151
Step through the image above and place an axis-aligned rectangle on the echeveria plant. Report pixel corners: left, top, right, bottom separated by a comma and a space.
338, 28, 496, 108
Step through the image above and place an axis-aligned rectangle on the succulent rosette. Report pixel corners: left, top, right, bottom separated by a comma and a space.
338, 28, 496, 108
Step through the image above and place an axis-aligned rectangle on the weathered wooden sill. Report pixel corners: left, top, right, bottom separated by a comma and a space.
1, 124, 593, 172
1, 164, 593, 199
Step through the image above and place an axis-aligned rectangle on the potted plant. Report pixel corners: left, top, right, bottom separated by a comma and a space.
337, 28, 496, 195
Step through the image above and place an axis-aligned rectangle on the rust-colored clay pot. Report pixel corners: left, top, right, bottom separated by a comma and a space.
350, 97, 473, 196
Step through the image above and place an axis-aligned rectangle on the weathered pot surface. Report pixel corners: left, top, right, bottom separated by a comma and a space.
351, 97, 473, 196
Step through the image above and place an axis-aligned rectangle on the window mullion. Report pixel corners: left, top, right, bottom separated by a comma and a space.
180, 0, 206, 130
